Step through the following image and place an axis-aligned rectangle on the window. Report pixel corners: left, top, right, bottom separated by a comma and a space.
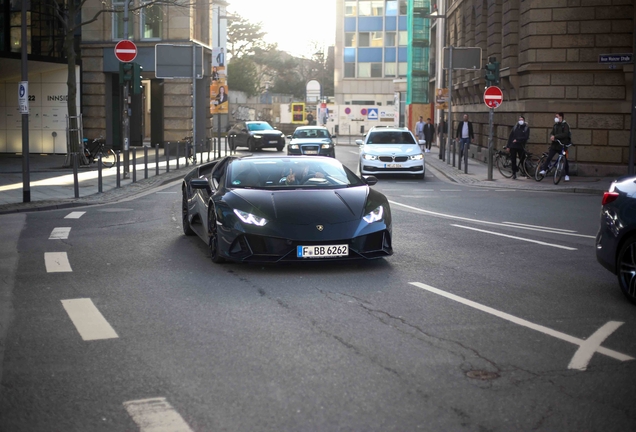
358, 32, 370, 47
112, 1, 125, 40
370, 63, 382, 77
398, 31, 407, 45
358, 63, 371, 78
344, 63, 355, 78
10, 10, 31, 53
371, 1, 384, 15
399, 0, 407, 14
398, 62, 407, 76
345, 33, 356, 47
141, 3, 162, 39
370, 31, 383, 47
384, 63, 396, 77
358, 1, 371, 16
385, 31, 396, 46
386, 0, 398, 15
345, 0, 357, 16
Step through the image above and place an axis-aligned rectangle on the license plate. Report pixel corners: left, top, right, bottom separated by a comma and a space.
304, 150, 318, 154
385, 163, 402, 168
297, 244, 348, 258
269, 140, 278, 144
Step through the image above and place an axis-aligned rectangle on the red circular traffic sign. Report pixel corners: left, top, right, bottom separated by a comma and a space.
483, 86, 503, 108
114, 40, 137, 62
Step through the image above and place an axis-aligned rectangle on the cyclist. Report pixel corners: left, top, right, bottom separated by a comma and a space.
505, 115, 530, 179
539, 112, 571, 181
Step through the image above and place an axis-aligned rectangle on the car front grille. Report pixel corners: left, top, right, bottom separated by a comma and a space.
379, 156, 408, 162
362, 165, 423, 172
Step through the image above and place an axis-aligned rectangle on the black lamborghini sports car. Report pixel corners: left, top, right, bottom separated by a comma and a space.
181, 155, 393, 263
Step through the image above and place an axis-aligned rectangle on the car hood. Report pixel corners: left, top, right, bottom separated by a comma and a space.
289, 138, 333, 145
250, 130, 283, 136
229, 187, 369, 224
363, 144, 421, 155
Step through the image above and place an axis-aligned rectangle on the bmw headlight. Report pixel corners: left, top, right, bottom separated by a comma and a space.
253, 134, 262, 139
363, 206, 383, 223
290, 144, 299, 150
234, 209, 268, 226
363, 154, 378, 161
409, 154, 424, 160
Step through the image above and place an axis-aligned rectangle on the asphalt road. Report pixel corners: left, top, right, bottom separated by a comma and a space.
1, 148, 635, 431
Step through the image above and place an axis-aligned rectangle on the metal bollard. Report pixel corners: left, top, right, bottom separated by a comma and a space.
73, 153, 79, 198
155, 144, 160, 176
224, 136, 227, 155
176, 141, 180, 170
452, 140, 456, 168
464, 146, 469, 174
116, 151, 121, 188
98, 154, 103, 193
185, 140, 189, 167
132, 147, 137, 183
144, 146, 148, 179
166, 142, 170, 173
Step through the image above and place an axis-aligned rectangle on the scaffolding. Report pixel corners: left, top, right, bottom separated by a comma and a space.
407, 0, 432, 104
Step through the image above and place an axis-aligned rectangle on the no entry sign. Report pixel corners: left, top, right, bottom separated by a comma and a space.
114, 40, 138, 62
484, 86, 503, 108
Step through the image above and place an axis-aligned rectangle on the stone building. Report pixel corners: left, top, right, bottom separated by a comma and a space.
431, 0, 634, 176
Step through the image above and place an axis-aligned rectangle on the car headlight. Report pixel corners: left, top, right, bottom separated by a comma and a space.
290, 144, 299, 150
363, 206, 383, 223
253, 134, 262, 139
233, 209, 268, 226
363, 154, 378, 161
321, 144, 332, 149
409, 154, 424, 160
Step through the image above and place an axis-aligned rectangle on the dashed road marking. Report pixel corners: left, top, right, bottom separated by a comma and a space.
61, 298, 119, 341
64, 211, 86, 219
157, 192, 177, 194
502, 221, 577, 233
124, 397, 194, 432
45, 252, 73, 272
409, 282, 634, 370
49, 227, 71, 240
451, 224, 577, 250
440, 189, 462, 192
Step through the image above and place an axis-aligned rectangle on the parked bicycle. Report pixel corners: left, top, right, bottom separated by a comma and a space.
495, 147, 540, 179
83, 136, 116, 168
534, 139, 572, 184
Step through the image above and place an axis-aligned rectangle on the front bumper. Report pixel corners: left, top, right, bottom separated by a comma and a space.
254, 136, 285, 148
288, 144, 335, 157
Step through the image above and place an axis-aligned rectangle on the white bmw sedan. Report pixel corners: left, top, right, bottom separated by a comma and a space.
356, 127, 425, 179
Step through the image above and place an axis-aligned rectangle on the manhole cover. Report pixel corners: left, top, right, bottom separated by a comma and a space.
466, 370, 499, 380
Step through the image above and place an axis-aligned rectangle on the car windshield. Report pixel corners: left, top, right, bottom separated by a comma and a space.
366, 131, 416, 145
228, 158, 365, 189
293, 129, 329, 139
247, 122, 274, 131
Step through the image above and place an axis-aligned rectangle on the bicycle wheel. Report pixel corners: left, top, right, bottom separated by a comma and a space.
554, 157, 565, 184
522, 155, 539, 178
496, 154, 513, 178
101, 149, 116, 168
534, 156, 546, 181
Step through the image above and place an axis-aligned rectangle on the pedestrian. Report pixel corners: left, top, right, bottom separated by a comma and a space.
539, 112, 571, 182
437, 117, 447, 146
306, 112, 314, 125
455, 114, 474, 157
423, 118, 435, 153
506, 115, 530, 179
414, 116, 425, 150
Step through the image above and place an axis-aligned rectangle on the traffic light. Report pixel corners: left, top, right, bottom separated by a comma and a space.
132, 62, 143, 95
484, 57, 500, 87
119, 62, 133, 85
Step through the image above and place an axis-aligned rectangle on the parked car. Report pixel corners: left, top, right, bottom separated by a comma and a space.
595, 175, 636, 304
286, 126, 336, 157
356, 126, 425, 179
228, 121, 285, 152
181, 155, 393, 263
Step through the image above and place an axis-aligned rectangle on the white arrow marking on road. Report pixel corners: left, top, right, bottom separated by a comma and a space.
61, 298, 119, 341
64, 211, 86, 219
410, 282, 634, 369
124, 398, 194, 432
49, 227, 71, 240
451, 224, 578, 250
45, 252, 73, 272
568, 321, 625, 371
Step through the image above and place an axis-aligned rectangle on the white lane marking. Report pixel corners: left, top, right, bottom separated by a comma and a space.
440, 189, 462, 192
495, 189, 515, 192
45, 252, 73, 272
124, 397, 194, 432
61, 298, 119, 341
389, 200, 595, 239
348, 150, 359, 155
568, 321, 625, 371
64, 211, 86, 219
502, 221, 577, 233
156, 192, 177, 194
409, 282, 634, 366
451, 224, 578, 250
49, 227, 71, 240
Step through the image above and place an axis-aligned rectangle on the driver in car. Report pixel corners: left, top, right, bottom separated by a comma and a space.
280, 164, 325, 185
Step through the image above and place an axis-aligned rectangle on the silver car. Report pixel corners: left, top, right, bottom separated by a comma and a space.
356, 127, 425, 179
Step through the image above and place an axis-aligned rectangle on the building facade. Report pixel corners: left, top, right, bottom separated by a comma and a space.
431, 0, 635, 176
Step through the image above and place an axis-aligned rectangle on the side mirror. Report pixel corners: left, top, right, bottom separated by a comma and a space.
332, 135, 337, 139
355, 139, 364, 145
241, 128, 248, 133
286, 135, 292, 139
190, 178, 212, 194
363, 175, 378, 186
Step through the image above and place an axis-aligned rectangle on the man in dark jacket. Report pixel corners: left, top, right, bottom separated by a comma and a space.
423, 118, 435, 152
539, 112, 571, 181
506, 115, 530, 179
455, 114, 474, 157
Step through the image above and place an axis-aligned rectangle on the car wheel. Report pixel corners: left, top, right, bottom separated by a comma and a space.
182, 188, 195, 236
617, 235, 636, 304
248, 138, 256, 152
276, 143, 284, 152
208, 206, 225, 263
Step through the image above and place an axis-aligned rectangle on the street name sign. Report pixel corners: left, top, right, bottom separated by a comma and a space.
484, 86, 503, 108
19, 81, 28, 114
114, 40, 138, 62
598, 53, 633, 64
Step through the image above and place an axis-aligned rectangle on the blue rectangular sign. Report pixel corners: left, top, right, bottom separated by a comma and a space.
598, 53, 633, 64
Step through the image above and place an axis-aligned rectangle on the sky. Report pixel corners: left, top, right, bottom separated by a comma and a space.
227, 0, 336, 58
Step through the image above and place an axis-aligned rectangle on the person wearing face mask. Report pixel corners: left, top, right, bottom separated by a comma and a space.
539, 112, 571, 181
506, 115, 530, 179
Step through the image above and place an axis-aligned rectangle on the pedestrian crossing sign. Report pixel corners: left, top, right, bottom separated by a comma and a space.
367, 108, 379, 120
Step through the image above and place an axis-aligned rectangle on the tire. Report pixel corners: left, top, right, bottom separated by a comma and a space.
101, 149, 116, 168
617, 236, 636, 304
182, 188, 195, 236
534, 157, 546, 181
248, 138, 255, 153
208, 206, 225, 263
496, 154, 513, 178
553, 158, 565, 185
523, 155, 540, 178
